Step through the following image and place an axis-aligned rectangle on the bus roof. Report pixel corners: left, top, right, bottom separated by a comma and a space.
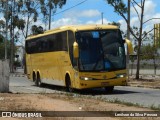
26, 24, 119, 40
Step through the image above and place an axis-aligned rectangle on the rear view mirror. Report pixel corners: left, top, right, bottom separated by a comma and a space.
125, 39, 133, 54
73, 42, 79, 58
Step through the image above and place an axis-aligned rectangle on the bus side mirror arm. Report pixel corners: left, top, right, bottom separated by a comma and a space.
73, 42, 79, 58
124, 39, 133, 55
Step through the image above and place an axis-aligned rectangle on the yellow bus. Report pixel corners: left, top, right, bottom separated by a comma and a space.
25, 25, 133, 92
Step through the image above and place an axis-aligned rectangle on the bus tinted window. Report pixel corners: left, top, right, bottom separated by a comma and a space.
25, 31, 67, 54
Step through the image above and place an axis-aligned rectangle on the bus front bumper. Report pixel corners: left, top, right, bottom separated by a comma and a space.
78, 77, 127, 89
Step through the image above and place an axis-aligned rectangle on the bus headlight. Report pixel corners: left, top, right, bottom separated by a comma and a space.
116, 74, 126, 78
80, 77, 93, 80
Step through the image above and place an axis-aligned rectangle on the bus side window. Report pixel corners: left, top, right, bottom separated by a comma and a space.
43, 35, 53, 52
55, 32, 67, 51
30, 40, 37, 53
48, 40, 54, 51
25, 41, 30, 54
37, 39, 43, 52
50, 34, 56, 51
61, 31, 67, 51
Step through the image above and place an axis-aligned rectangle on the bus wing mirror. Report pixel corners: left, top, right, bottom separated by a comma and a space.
73, 42, 79, 58
125, 39, 133, 54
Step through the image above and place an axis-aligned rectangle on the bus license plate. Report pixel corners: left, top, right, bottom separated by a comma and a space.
101, 82, 109, 86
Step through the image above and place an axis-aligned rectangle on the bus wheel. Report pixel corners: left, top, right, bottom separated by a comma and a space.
33, 72, 36, 82
66, 76, 74, 92
104, 86, 114, 93
36, 73, 42, 87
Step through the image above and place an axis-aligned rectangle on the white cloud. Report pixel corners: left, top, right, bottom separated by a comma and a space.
0, 16, 5, 21
86, 18, 110, 24
79, 9, 101, 17
119, 0, 160, 37
130, 17, 139, 27
150, 13, 160, 24
64, 9, 101, 18
51, 18, 81, 28
144, 0, 156, 15
49, 17, 111, 29
131, 0, 156, 16
118, 19, 127, 32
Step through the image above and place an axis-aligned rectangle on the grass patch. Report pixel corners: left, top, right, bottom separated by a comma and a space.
108, 98, 142, 107
150, 104, 160, 111
107, 98, 160, 111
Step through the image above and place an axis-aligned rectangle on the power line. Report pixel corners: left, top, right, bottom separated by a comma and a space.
28, 0, 88, 31
53, 0, 88, 16
37, 0, 88, 22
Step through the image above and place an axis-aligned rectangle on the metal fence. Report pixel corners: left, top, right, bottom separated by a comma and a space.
129, 57, 160, 75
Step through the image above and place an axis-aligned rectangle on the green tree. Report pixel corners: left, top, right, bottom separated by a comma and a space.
106, 0, 155, 79
0, 0, 39, 72
0, 37, 12, 59
40, 0, 66, 29
0, 34, 4, 43
108, 21, 121, 28
0, 0, 67, 72
0, 20, 5, 29
141, 44, 159, 75
31, 25, 44, 35
18, 0, 39, 38
0, 20, 5, 43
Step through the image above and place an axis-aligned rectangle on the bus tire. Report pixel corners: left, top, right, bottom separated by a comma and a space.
66, 75, 74, 92
36, 73, 42, 87
33, 72, 36, 82
104, 86, 114, 93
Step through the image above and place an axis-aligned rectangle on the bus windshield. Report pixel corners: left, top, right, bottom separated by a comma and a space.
75, 30, 126, 72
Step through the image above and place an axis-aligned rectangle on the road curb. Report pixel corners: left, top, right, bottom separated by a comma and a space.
128, 84, 160, 89
10, 74, 26, 77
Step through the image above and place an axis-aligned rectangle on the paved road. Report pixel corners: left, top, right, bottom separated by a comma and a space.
9, 73, 160, 108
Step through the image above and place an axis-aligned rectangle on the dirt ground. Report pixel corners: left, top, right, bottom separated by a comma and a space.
0, 73, 160, 120
0, 93, 159, 120
128, 75, 160, 89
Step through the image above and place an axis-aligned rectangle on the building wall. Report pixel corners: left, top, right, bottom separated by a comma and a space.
154, 23, 160, 47
0, 60, 9, 92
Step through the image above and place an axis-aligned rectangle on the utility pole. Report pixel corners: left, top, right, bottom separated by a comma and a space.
127, 0, 130, 40
10, 0, 16, 73
5, 0, 8, 60
101, 12, 103, 24
10, 0, 13, 72
49, 7, 51, 30
127, 0, 130, 81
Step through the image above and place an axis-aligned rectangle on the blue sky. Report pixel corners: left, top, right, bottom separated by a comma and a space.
50, 0, 122, 27
54, 0, 121, 22
44, 0, 160, 32
31, 0, 159, 46
1, 0, 160, 33
1, 0, 160, 45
